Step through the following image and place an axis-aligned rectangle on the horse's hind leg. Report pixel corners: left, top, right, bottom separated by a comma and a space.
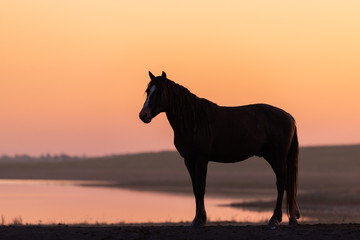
270, 171, 286, 226
184, 157, 208, 228
265, 156, 286, 226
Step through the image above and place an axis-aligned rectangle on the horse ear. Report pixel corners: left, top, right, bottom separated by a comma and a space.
162, 71, 167, 79
149, 71, 155, 80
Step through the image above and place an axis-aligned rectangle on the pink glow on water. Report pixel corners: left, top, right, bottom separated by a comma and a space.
0, 180, 273, 224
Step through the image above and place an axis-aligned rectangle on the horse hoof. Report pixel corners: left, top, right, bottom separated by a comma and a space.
191, 222, 203, 228
191, 218, 206, 228
191, 221, 205, 228
268, 217, 280, 227
288, 217, 298, 226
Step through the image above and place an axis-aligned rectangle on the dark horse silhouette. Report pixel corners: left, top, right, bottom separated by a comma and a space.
139, 71, 300, 227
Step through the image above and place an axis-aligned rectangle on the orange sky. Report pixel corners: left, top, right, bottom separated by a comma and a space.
1, 0, 359, 156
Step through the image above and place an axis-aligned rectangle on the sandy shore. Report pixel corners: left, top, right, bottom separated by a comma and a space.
1, 224, 359, 240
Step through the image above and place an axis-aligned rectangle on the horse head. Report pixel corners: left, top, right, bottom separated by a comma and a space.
139, 71, 169, 123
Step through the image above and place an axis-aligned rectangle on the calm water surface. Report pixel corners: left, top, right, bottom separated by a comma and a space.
0, 179, 272, 224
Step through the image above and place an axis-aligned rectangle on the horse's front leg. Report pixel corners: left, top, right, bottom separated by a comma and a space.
184, 157, 208, 228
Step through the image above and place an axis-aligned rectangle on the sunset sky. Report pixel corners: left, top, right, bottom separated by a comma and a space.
1, 0, 359, 156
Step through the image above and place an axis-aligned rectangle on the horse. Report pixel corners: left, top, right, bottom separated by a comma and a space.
139, 71, 300, 227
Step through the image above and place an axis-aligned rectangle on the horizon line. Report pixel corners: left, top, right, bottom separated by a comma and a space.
1, 143, 360, 159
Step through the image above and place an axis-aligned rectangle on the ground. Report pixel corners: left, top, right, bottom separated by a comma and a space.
0, 224, 359, 240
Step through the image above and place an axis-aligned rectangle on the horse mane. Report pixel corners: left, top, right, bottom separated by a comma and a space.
163, 79, 218, 137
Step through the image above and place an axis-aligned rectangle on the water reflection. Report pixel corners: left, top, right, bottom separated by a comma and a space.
0, 179, 272, 224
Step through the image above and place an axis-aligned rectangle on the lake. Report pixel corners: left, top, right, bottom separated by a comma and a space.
0, 179, 273, 225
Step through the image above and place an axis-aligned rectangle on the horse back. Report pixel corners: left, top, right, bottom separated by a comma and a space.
210, 104, 296, 163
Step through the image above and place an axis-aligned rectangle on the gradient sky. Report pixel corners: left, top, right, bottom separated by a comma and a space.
1, 0, 360, 156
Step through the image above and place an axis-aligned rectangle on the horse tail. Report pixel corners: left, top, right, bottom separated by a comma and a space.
286, 126, 300, 219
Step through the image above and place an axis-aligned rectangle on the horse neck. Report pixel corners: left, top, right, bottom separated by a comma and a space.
165, 85, 214, 136
165, 86, 195, 133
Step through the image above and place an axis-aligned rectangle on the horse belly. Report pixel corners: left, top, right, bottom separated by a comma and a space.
210, 131, 265, 163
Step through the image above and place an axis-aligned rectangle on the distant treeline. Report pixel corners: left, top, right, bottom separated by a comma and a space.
0, 154, 86, 163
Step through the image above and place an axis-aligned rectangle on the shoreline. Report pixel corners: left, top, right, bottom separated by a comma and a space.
1, 224, 359, 240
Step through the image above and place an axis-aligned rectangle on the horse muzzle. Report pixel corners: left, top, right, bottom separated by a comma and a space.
139, 107, 152, 123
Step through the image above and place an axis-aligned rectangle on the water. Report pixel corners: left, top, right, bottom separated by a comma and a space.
0, 179, 272, 225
